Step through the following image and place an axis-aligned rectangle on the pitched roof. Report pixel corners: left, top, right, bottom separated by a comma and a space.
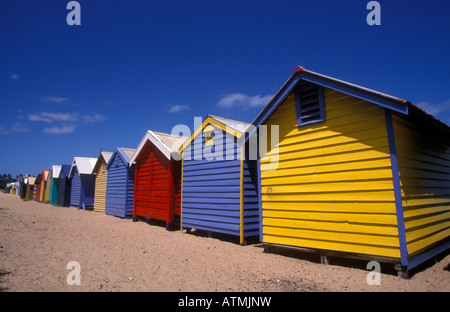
59, 164, 71, 178
244, 65, 449, 144
207, 115, 250, 133
101, 151, 113, 163
129, 130, 187, 164
106, 147, 136, 169
52, 165, 62, 179
252, 66, 409, 128
42, 170, 50, 181
92, 151, 113, 174
121, 148, 135, 160
179, 115, 250, 153
69, 157, 97, 177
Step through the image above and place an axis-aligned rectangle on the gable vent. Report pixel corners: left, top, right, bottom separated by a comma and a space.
295, 83, 325, 126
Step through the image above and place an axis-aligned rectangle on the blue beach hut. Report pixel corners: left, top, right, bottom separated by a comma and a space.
179, 115, 259, 244
69, 157, 97, 210
57, 165, 72, 207
105, 147, 136, 218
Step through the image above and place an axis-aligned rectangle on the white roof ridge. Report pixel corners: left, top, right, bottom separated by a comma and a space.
128, 130, 187, 165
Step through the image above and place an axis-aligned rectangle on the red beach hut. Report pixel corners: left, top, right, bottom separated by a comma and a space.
129, 130, 186, 230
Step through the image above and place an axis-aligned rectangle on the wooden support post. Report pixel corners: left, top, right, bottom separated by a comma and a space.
395, 264, 409, 279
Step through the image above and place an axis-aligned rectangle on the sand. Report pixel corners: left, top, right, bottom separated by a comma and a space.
0, 192, 448, 292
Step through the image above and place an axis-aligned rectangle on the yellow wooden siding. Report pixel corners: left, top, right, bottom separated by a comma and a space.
261, 86, 400, 259
94, 161, 108, 213
392, 115, 450, 257
39, 181, 45, 202
44, 180, 50, 203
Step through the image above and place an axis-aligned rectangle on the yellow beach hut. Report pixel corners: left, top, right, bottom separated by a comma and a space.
92, 151, 113, 213
42, 170, 51, 203
245, 66, 450, 278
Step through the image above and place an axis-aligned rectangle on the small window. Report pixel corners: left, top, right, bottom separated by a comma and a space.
204, 125, 214, 147
205, 132, 214, 147
295, 83, 325, 126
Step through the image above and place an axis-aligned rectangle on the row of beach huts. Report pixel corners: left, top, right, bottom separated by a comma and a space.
8, 66, 450, 278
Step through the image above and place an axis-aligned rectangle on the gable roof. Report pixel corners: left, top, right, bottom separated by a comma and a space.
42, 170, 50, 181
69, 157, 97, 177
92, 151, 113, 174
52, 165, 62, 179
243, 65, 450, 144
102, 151, 113, 163
129, 130, 187, 165
59, 164, 71, 179
207, 115, 250, 133
251, 66, 409, 131
179, 114, 250, 153
121, 148, 136, 160
106, 147, 136, 169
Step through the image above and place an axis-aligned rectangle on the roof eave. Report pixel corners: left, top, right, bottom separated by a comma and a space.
243, 66, 410, 145
298, 68, 409, 114
179, 115, 247, 153
92, 151, 112, 174
128, 131, 174, 166
106, 147, 135, 170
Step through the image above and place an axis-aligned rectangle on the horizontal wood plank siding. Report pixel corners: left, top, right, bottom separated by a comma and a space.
134, 141, 178, 223
39, 180, 45, 202
70, 167, 81, 208
57, 166, 71, 207
50, 176, 59, 205
94, 160, 107, 213
393, 114, 450, 257
105, 152, 135, 218
173, 160, 182, 217
126, 167, 135, 217
32, 185, 37, 201
44, 179, 50, 203
182, 127, 243, 237
81, 174, 95, 208
261, 86, 400, 258
243, 159, 259, 237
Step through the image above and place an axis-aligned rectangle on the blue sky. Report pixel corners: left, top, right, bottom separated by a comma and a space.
1, 0, 449, 177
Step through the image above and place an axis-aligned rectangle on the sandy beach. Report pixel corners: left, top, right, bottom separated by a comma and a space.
0, 192, 448, 292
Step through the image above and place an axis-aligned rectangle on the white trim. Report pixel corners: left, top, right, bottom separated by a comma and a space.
69, 157, 97, 177
129, 130, 186, 166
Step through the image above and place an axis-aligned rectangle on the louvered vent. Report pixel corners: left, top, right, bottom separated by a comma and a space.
295, 83, 325, 126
